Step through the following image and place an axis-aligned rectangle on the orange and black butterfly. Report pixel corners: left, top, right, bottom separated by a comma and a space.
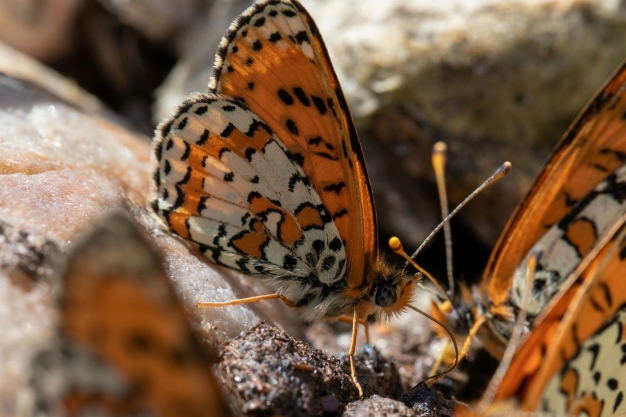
151, 0, 418, 365
30, 213, 230, 417
452, 60, 626, 416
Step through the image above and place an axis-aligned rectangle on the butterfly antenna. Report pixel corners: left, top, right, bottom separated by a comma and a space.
477, 248, 542, 411
408, 161, 512, 262
432, 142, 455, 297
406, 303, 459, 386
389, 236, 450, 303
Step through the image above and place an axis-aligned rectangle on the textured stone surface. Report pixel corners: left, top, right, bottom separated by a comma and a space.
216, 323, 404, 416
0, 56, 282, 416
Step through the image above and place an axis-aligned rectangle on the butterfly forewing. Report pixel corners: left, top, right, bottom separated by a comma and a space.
209, 0, 377, 288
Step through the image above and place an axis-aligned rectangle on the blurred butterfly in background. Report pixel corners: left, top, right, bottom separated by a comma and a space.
30, 212, 230, 417
453, 60, 626, 416
150, 0, 430, 394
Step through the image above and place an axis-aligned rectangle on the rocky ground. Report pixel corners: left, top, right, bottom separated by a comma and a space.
0, 0, 625, 416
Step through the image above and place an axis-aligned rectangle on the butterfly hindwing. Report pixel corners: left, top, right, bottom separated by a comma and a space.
153, 95, 347, 288
209, 0, 377, 288
492, 213, 626, 415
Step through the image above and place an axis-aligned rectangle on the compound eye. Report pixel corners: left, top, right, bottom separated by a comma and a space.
375, 282, 397, 307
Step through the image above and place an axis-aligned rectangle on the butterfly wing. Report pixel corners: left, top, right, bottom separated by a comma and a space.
492, 214, 626, 415
153, 95, 347, 289
30, 213, 229, 417
209, 0, 377, 288
483, 60, 626, 309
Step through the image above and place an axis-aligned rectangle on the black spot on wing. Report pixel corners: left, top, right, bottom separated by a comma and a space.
286, 119, 299, 135
269, 32, 282, 43
245, 119, 272, 137
245, 58, 254, 66
177, 117, 188, 130
180, 141, 191, 161
294, 31, 309, 44
220, 123, 236, 138
311, 96, 327, 115
247, 191, 262, 204
323, 182, 346, 195
588, 343, 601, 370
614, 392, 624, 414
278, 89, 294, 105
314, 152, 338, 161
288, 172, 308, 192
312, 240, 324, 255
164, 160, 171, 175
194, 105, 208, 115
247, 82, 255, 90
289, 152, 305, 167
176, 166, 191, 186
243, 148, 256, 162
329, 237, 342, 251
602, 282, 613, 307
218, 147, 230, 159
197, 129, 210, 146
281, 9, 296, 18
293, 87, 310, 106
254, 17, 265, 27
332, 209, 348, 220
308, 136, 322, 146
198, 196, 208, 214
320, 255, 336, 272
252, 40, 262, 51
170, 186, 185, 211
283, 255, 297, 271
222, 105, 236, 112
223, 172, 234, 182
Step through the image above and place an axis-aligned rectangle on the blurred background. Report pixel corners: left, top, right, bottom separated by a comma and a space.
2, 0, 626, 285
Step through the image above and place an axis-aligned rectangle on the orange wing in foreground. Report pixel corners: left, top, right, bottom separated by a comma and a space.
31, 213, 230, 417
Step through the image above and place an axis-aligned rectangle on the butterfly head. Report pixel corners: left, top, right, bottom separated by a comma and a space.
366, 258, 416, 321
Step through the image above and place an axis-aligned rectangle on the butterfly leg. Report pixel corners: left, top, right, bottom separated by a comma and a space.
457, 314, 487, 364
337, 315, 370, 344
197, 293, 296, 308
348, 306, 364, 398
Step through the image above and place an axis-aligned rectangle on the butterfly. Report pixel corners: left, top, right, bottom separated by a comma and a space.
450, 60, 626, 415
30, 212, 230, 417
436, 58, 626, 361
150, 0, 420, 395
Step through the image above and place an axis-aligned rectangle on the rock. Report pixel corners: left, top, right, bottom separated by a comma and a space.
0, 50, 297, 416
400, 384, 456, 417
0, 0, 81, 62
344, 395, 427, 417
101, 0, 207, 42
216, 323, 404, 416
